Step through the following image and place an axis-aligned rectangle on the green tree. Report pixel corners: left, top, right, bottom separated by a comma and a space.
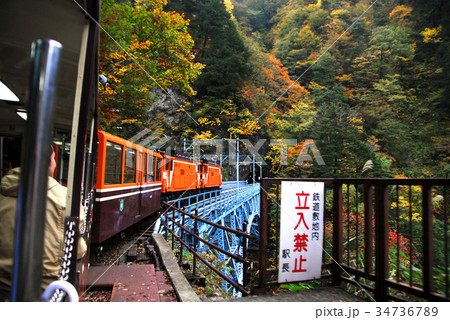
166, 0, 252, 98
232, 0, 289, 49
307, 103, 379, 178
366, 26, 414, 80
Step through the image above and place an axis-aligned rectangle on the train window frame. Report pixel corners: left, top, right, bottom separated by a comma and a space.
155, 157, 161, 181
123, 146, 137, 184
137, 150, 143, 185
143, 152, 148, 183
147, 152, 155, 182
104, 141, 123, 185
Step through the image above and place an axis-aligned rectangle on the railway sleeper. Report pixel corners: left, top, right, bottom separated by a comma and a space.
126, 244, 138, 262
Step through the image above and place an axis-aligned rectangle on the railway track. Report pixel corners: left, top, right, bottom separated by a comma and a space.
82, 213, 179, 302
89, 213, 160, 266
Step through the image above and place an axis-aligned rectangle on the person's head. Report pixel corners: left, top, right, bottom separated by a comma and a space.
48, 144, 56, 177
8, 134, 56, 177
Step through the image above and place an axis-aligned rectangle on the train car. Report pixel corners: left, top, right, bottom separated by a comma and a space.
92, 130, 163, 243
201, 163, 222, 189
91, 131, 223, 242
161, 154, 201, 193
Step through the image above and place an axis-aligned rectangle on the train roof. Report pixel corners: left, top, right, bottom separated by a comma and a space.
98, 130, 163, 157
0, 0, 97, 137
163, 150, 196, 162
204, 162, 222, 168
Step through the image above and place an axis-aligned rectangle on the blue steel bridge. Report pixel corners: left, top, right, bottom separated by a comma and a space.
154, 180, 260, 296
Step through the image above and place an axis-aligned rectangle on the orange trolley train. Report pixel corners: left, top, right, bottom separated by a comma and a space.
161, 154, 201, 193
92, 131, 163, 242
92, 130, 222, 243
201, 163, 222, 189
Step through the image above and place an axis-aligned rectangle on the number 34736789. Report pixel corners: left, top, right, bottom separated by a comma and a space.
375, 306, 439, 317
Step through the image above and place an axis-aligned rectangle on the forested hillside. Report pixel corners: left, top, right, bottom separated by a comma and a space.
98, 0, 449, 179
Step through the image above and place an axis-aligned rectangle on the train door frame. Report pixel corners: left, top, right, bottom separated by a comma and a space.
136, 149, 144, 218
65, 2, 100, 291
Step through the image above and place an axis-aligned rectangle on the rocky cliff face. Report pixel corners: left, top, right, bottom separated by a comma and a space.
148, 88, 187, 129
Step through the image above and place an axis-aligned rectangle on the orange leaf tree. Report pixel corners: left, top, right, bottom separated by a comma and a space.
99, 0, 204, 138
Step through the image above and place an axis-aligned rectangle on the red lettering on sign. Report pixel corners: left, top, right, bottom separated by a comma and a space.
294, 211, 309, 230
295, 191, 310, 209
292, 255, 307, 272
293, 233, 309, 252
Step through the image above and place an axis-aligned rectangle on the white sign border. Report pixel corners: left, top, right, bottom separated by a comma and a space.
278, 181, 325, 283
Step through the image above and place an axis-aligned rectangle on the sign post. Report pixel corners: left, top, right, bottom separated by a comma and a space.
278, 181, 325, 283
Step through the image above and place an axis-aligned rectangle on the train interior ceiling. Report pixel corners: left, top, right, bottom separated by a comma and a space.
0, 0, 97, 178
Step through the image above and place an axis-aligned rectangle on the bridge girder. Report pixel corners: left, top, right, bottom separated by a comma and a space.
155, 182, 260, 296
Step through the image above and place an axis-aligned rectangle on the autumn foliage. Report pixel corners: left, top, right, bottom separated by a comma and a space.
99, 0, 203, 137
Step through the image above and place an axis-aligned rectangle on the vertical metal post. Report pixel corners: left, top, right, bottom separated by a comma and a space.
193, 210, 198, 277
374, 181, 389, 302
444, 185, 449, 298
163, 208, 167, 241
252, 155, 255, 183
258, 179, 268, 293
422, 184, 434, 296
355, 184, 360, 269
242, 222, 248, 289
332, 181, 343, 287
346, 184, 350, 266
395, 185, 400, 282
409, 185, 413, 287
12, 39, 62, 302
172, 209, 176, 250
179, 209, 186, 265
364, 183, 374, 275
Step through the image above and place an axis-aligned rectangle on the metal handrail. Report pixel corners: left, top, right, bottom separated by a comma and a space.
12, 39, 62, 302
257, 177, 450, 302
161, 201, 250, 296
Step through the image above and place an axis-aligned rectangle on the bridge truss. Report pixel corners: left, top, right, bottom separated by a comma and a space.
154, 181, 260, 296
